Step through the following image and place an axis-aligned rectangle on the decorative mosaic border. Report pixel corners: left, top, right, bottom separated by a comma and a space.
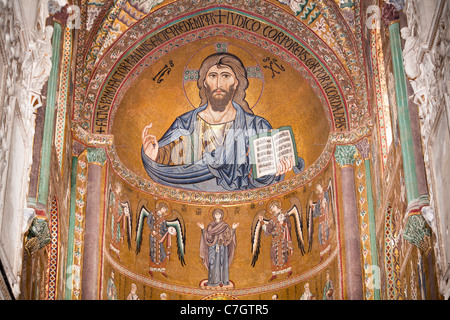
384, 205, 401, 300
73, 0, 89, 130
55, 26, 72, 171
355, 153, 375, 299
314, 0, 370, 129
45, 197, 59, 300
68, 151, 89, 299
370, 28, 389, 172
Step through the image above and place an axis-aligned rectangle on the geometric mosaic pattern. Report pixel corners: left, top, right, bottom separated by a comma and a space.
71, 151, 88, 300
384, 205, 402, 300
55, 26, 73, 172
355, 155, 374, 300
384, 205, 395, 299
370, 28, 390, 173
45, 197, 59, 300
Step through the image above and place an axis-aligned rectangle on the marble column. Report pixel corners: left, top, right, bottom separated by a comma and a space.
335, 145, 363, 300
383, 4, 431, 251
37, 22, 62, 207
81, 148, 106, 300
355, 138, 381, 300
389, 20, 420, 207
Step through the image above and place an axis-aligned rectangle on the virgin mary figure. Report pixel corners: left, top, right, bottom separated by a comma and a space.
197, 208, 239, 288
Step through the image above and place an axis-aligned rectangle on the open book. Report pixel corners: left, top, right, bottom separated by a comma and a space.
249, 126, 298, 179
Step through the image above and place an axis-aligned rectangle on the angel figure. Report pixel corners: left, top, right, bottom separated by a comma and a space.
307, 179, 335, 259
136, 201, 186, 278
197, 207, 238, 289
251, 197, 305, 282
108, 186, 132, 260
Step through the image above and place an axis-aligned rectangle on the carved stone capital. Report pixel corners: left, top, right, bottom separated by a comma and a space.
86, 147, 107, 166
72, 140, 87, 157
355, 138, 370, 160
334, 145, 357, 167
24, 217, 51, 261
382, 2, 400, 26
403, 213, 431, 253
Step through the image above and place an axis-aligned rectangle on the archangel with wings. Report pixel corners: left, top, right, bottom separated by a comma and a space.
135, 200, 186, 278
307, 179, 335, 259
251, 197, 305, 282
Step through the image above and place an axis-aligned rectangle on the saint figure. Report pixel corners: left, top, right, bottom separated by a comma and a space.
322, 270, 334, 300
307, 179, 334, 258
197, 208, 238, 288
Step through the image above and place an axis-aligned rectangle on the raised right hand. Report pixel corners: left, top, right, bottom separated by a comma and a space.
142, 123, 159, 161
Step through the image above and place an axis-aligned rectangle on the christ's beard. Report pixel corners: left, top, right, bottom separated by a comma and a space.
206, 87, 235, 112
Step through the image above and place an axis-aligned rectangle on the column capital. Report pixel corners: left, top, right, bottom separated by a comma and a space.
86, 147, 107, 166
403, 214, 431, 253
381, 2, 401, 26
72, 140, 86, 157
356, 138, 370, 160
24, 217, 51, 261
334, 145, 357, 167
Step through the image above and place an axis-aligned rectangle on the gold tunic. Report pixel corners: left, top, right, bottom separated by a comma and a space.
156, 115, 234, 165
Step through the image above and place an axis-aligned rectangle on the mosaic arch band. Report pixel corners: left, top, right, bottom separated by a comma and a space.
141, 52, 305, 191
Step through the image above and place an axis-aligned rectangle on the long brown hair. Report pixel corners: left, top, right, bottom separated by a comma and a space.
197, 52, 252, 114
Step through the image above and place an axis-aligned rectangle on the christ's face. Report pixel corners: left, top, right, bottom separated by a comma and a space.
204, 65, 238, 112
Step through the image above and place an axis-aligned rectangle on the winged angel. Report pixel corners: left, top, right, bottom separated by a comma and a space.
251, 197, 305, 282
135, 201, 186, 278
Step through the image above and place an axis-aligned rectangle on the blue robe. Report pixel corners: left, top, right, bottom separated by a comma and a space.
141, 102, 304, 191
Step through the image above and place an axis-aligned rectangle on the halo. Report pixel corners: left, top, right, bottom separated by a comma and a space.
182, 42, 264, 110
266, 198, 282, 215
155, 199, 171, 216
208, 206, 229, 222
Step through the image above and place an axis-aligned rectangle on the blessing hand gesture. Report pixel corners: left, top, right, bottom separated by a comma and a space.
142, 123, 159, 161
